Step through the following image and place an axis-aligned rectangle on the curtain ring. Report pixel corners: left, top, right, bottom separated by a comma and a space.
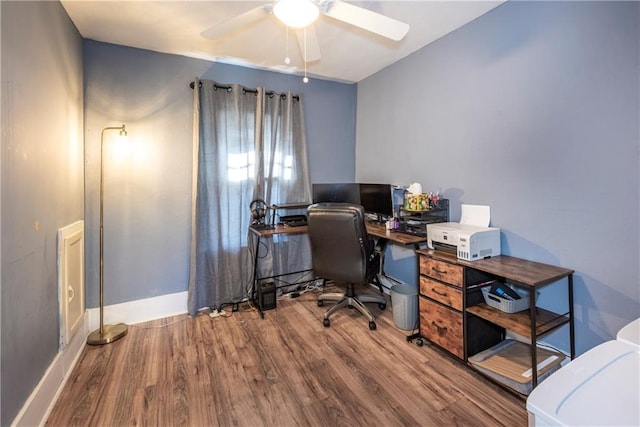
281, 94, 287, 100
227, 87, 232, 92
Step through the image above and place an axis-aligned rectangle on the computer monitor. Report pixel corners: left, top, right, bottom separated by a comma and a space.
312, 182, 394, 220
359, 183, 394, 219
311, 183, 360, 204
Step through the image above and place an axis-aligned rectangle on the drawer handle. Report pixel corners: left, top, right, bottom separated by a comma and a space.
431, 288, 448, 297
432, 267, 447, 274
431, 321, 448, 335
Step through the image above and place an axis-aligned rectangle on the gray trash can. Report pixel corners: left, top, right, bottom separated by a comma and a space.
391, 284, 418, 330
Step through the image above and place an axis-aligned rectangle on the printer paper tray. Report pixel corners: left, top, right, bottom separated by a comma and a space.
432, 241, 457, 255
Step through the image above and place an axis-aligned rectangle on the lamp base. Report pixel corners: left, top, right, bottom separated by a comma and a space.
87, 323, 128, 345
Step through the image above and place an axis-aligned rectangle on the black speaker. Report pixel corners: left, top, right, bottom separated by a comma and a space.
258, 281, 276, 311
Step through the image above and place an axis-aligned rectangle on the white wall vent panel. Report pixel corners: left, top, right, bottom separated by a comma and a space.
58, 220, 84, 347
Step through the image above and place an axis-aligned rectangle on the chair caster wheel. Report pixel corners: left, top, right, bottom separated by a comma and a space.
323, 318, 330, 327
378, 303, 386, 310
369, 321, 377, 330
317, 300, 324, 307
416, 338, 424, 347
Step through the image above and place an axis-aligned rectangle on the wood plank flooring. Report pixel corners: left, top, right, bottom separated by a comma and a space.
46, 288, 527, 426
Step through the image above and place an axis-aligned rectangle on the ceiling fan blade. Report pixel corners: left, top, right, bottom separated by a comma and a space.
322, 0, 409, 41
201, 5, 271, 40
295, 26, 321, 63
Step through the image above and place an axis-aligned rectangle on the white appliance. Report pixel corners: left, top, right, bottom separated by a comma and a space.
617, 317, 640, 347
427, 222, 501, 261
527, 339, 640, 426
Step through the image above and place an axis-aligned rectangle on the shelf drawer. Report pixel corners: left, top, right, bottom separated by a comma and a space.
419, 256, 463, 287
419, 297, 463, 359
420, 276, 463, 311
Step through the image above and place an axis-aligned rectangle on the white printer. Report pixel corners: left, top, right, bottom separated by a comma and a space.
427, 222, 501, 261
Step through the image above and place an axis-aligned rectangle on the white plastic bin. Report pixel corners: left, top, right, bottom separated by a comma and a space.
391, 284, 418, 330
617, 317, 640, 347
527, 340, 639, 426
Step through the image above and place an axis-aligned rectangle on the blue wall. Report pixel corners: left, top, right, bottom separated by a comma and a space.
83, 40, 357, 307
356, 1, 639, 355
1, 1, 84, 424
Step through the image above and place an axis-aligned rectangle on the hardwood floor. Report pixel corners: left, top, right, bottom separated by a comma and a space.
46, 288, 527, 426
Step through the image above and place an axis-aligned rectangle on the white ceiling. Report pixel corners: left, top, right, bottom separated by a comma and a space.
61, 1, 505, 83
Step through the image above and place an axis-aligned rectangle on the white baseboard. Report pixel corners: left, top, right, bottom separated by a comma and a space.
12, 291, 188, 427
86, 290, 188, 330
11, 317, 87, 427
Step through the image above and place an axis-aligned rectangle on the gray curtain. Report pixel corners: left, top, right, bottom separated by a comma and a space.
188, 79, 312, 315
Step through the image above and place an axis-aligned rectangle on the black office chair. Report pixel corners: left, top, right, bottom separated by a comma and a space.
307, 203, 387, 330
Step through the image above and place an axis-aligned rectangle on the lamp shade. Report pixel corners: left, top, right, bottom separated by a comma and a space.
273, 0, 319, 29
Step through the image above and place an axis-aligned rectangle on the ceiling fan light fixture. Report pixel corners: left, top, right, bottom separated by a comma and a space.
273, 0, 319, 29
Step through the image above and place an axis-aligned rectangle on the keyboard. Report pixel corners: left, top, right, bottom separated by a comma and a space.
395, 228, 426, 237
282, 219, 307, 227
251, 223, 275, 231
280, 214, 307, 227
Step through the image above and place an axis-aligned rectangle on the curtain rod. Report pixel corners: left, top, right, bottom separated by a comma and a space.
189, 81, 299, 101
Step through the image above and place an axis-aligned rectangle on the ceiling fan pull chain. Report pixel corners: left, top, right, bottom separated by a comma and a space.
284, 26, 291, 65
303, 27, 309, 83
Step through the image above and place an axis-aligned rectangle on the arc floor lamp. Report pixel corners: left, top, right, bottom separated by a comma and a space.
87, 124, 129, 345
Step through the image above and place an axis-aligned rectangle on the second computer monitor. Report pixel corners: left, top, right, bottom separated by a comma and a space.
358, 183, 394, 219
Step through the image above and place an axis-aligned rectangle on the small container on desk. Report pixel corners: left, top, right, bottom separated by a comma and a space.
398, 198, 449, 236
481, 286, 539, 314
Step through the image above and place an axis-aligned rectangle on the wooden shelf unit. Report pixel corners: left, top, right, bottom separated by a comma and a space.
466, 305, 570, 338
415, 249, 575, 393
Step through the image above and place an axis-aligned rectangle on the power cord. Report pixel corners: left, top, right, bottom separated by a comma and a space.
280, 278, 326, 298
209, 308, 232, 318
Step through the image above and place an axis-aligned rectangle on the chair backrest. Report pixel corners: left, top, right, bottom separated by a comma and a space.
307, 203, 374, 284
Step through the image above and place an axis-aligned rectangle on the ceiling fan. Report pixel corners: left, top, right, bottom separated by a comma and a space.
201, 0, 410, 63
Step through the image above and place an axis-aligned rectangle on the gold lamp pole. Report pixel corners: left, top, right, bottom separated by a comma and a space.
87, 125, 129, 345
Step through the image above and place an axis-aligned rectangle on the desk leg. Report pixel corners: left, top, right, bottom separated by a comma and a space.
376, 238, 388, 283
252, 233, 264, 319
530, 292, 538, 388
406, 329, 421, 344
376, 241, 422, 289
370, 239, 426, 345
568, 274, 575, 360
374, 238, 399, 292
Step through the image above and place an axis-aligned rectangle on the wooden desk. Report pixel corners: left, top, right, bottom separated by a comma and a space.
249, 222, 426, 246
365, 222, 427, 249
249, 224, 314, 317
249, 224, 308, 238
249, 222, 427, 317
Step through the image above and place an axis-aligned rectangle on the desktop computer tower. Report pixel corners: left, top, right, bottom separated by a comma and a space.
258, 281, 276, 311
